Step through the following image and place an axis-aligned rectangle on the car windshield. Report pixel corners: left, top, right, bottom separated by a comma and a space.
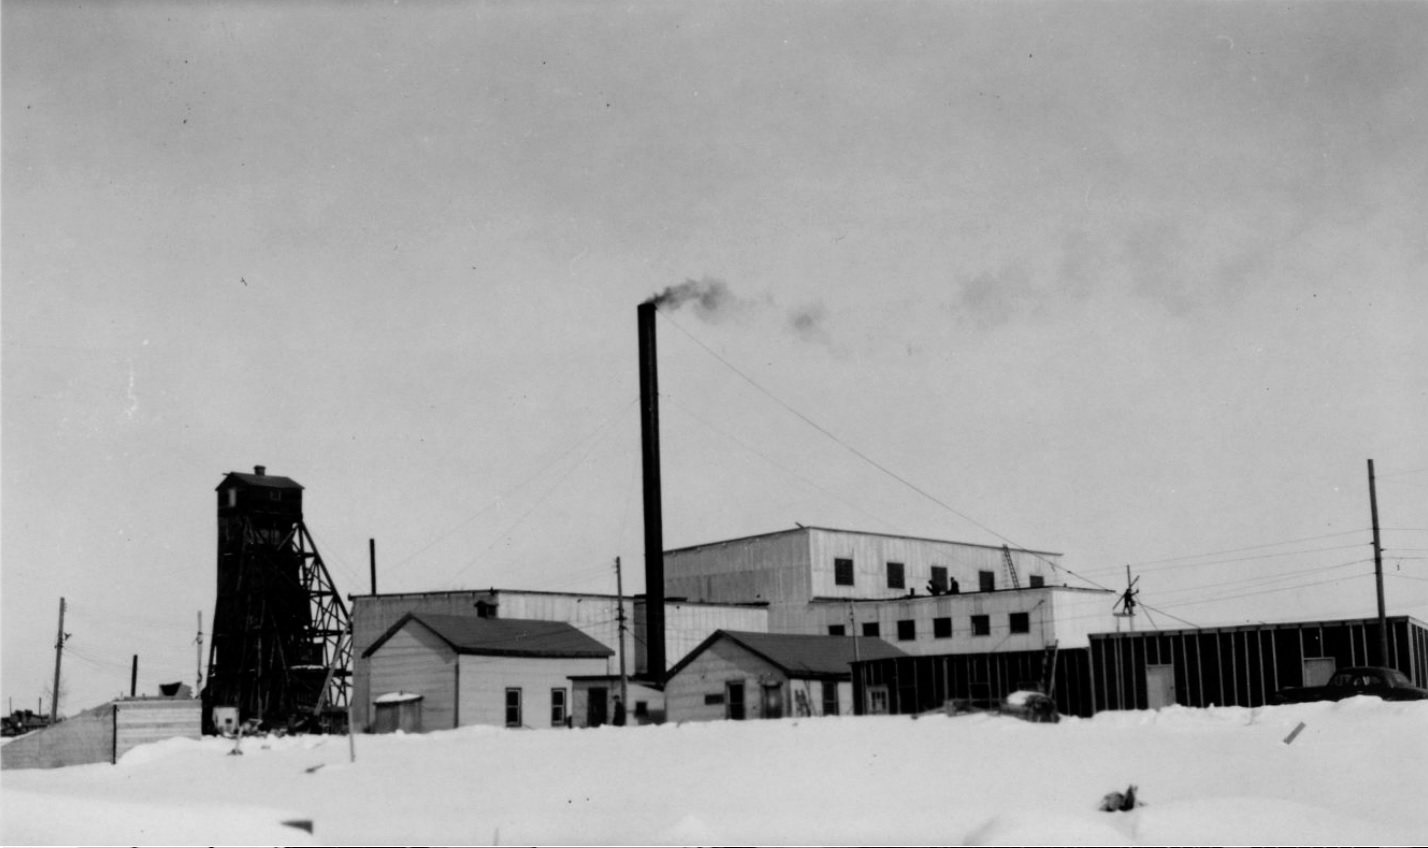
1385, 669, 1411, 687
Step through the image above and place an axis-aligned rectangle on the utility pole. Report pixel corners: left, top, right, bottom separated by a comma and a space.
614, 557, 629, 715
1368, 459, 1390, 666
51, 597, 67, 722
131, 655, 139, 698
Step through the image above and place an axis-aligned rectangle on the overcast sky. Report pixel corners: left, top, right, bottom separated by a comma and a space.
5, 1, 1426, 714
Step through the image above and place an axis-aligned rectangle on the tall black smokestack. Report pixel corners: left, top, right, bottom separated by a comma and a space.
637, 301, 666, 677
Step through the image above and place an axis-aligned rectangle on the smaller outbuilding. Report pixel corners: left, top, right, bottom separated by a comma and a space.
362, 612, 614, 731
664, 630, 907, 722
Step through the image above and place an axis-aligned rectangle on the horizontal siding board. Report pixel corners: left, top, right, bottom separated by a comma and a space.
368, 622, 457, 731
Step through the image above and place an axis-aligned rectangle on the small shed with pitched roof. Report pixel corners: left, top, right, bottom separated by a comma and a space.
362, 612, 613, 731
664, 630, 907, 722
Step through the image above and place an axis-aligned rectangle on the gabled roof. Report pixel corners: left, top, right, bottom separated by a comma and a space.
217, 471, 304, 490
665, 629, 908, 682
362, 612, 614, 660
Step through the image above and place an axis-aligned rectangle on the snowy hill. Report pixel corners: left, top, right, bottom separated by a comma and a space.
3, 698, 1426, 845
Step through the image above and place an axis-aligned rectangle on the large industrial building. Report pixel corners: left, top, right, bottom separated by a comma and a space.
346, 525, 1117, 730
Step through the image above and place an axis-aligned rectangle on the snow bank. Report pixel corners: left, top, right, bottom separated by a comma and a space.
3, 701, 1425, 845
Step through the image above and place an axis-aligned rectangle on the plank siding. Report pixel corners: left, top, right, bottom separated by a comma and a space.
664, 638, 787, 722
367, 622, 458, 731
457, 655, 608, 728
113, 700, 202, 761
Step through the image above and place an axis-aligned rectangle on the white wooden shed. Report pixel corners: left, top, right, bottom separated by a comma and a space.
362, 612, 613, 731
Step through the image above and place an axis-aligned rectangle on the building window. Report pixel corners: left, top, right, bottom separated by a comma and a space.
704, 692, 725, 706
929, 566, 948, 594
835, 558, 854, 586
979, 570, 996, 592
269, 490, 282, 501
1029, 574, 1045, 588
972, 614, 990, 636
550, 688, 567, 726
896, 619, 916, 641
634, 700, 649, 718
827, 624, 846, 636
862, 621, 881, 638
933, 616, 952, 639
726, 681, 746, 720
1010, 612, 1030, 634
505, 688, 522, 727
866, 685, 890, 715
886, 562, 905, 589
822, 680, 839, 716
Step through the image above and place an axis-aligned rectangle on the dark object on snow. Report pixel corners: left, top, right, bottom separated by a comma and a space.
1099, 785, 1139, 812
1272, 666, 1428, 704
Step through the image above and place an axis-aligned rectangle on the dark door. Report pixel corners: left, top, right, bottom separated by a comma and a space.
588, 687, 608, 727
726, 682, 745, 720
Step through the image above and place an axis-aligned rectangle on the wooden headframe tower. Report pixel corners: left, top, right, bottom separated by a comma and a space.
203, 466, 351, 732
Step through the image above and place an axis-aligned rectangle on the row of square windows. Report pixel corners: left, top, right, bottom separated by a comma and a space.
832, 559, 1043, 591
503, 688, 647, 728
829, 612, 1032, 641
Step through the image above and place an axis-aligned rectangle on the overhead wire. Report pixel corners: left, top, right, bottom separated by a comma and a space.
659, 311, 1100, 589
441, 400, 633, 588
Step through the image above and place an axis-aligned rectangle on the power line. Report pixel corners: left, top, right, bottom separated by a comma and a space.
1106, 530, 1369, 570
442, 403, 630, 588
660, 312, 1092, 587
397, 396, 639, 573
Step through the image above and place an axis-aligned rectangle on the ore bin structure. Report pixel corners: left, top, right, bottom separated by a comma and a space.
203, 467, 352, 734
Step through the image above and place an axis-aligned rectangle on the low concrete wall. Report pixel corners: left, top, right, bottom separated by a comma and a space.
0, 703, 115, 770
1, 698, 202, 770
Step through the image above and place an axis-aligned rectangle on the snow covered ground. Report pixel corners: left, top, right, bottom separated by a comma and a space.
3, 698, 1425, 846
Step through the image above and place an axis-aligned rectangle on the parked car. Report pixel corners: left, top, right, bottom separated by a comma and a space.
1272, 666, 1428, 704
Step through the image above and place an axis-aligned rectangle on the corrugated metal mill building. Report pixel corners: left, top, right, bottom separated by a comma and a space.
362, 612, 613, 730
851, 614, 1428, 717
664, 630, 907, 722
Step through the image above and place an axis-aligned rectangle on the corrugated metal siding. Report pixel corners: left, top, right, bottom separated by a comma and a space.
808, 529, 1060, 601
114, 700, 202, 760
1088, 616, 1428, 711
663, 531, 811, 607
665, 638, 785, 722
456, 654, 608, 728
367, 622, 458, 731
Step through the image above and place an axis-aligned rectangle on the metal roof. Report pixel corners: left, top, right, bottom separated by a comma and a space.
362, 612, 614, 660
666, 629, 908, 681
664, 525, 1062, 558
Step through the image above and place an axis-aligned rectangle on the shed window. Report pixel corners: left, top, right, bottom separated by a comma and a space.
827, 624, 846, 636
886, 562, 905, 590
1009, 612, 1030, 634
550, 688, 566, 726
634, 700, 649, 717
972, 615, 991, 637
979, 571, 996, 592
834, 558, 854, 586
896, 619, 916, 641
933, 616, 952, 639
505, 688, 522, 727
1029, 574, 1045, 588
822, 680, 839, 716
862, 621, 881, 638
929, 566, 948, 594
704, 692, 725, 705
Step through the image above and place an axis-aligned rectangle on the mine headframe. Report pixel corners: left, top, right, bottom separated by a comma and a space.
204, 467, 351, 733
